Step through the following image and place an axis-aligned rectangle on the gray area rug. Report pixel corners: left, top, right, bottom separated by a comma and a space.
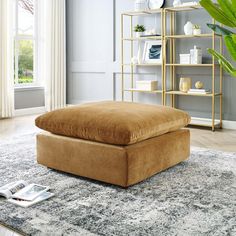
0, 134, 235, 236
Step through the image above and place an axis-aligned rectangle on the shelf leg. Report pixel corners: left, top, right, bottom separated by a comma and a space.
130, 16, 134, 102
121, 14, 124, 101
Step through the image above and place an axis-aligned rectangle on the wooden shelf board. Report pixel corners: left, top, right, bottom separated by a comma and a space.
166, 91, 221, 97
125, 89, 162, 94
165, 34, 219, 39
122, 9, 162, 16
122, 63, 162, 67
123, 36, 162, 41
166, 64, 215, 67
165, 5, 203, 12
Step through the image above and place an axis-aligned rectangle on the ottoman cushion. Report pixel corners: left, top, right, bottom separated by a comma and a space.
35, 101, 190, 145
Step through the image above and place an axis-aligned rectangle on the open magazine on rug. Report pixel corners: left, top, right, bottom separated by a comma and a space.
0, 180, 54, 207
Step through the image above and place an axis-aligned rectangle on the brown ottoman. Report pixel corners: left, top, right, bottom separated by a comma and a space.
35, 101, 191, 187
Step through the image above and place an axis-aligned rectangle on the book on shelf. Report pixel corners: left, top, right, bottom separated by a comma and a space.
188, 89, 211, 94
0, 180, 54, 207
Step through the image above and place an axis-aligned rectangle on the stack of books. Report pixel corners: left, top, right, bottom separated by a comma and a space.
188, 89, 211, 94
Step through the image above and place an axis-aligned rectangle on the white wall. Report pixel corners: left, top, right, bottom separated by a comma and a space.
66, 0, 236, 121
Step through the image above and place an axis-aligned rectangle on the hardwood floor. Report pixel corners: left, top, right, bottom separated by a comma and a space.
0, 224, 21, 236
0, 115, 236, 235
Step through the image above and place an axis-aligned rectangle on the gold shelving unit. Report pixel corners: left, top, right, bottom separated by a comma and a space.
164, 5, 223, 131
121, 9, 165, 104
120, 4, 223, 131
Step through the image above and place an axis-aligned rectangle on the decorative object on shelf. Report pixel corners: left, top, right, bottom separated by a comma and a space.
188, 88, 211, 94
195, 81, 204, 89
134, 0, 148, 11
179, 77, 192, 93
190, 45, 202, 64
145, 28, 157, 36
180, 54, 191, 64
137, 42, 142, 64
173, 0, 182, 7
184, 21, 193, 35
134, 24, 146, 37
200, 0, 236, 77
136, 80, 158, 91
193, 24, 201, 35
131, 56, 138, 65
143, 40, 163, 64
181, 1, 198, 6
148, 0, 165, 10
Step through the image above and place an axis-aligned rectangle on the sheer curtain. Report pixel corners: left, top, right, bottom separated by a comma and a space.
0, 0, 15, 118
38, 0, 66, 112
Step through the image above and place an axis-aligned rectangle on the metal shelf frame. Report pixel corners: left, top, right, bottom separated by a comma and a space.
120, 4, 223, 131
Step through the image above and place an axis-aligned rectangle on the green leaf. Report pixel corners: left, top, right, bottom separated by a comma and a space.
217, 0, 236, 23
207, 23, 234, 36
232, 0, 236, 15
225, 35, 236, 61
232, 34, 236, 44
208, 48, 236, 77
200, 0, 236, 27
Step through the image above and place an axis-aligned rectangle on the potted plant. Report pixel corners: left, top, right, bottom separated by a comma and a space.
134, 24, 146, 37
200, 0, 236, 77
193, 24, 201, 35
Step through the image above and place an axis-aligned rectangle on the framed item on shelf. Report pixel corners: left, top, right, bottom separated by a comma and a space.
148, 0, 165, 9
143, 40, 163, 64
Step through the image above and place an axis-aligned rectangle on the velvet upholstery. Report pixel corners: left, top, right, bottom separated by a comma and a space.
37, 130, 190, 187
35, 101, 191, 145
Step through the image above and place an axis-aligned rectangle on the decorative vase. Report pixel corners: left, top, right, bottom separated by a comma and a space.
134, 0, 148, 11
193, 28, 201, 35
184, 21, 193, 35
173, 0, 182, 7
179, 77, 192, 93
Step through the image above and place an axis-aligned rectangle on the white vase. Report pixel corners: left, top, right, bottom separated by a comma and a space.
173, 0, 182, 7
184, 21, 193, 35
193, 28, 201, 35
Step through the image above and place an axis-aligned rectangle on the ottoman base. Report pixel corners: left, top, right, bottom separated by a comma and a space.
37, 129, 190, 187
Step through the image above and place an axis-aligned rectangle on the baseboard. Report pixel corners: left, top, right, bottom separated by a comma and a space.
191, 117, 236, 130
15, 106, 46, 117
222, 120, 236, 130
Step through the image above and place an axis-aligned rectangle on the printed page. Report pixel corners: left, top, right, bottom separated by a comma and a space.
0, 181, 27, 199
13, 184, 49, 201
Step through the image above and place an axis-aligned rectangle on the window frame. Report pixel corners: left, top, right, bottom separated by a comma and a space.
14, 0, 39, 88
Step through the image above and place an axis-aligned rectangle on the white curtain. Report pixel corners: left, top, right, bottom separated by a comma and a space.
38, 0, 66, 112
0, 0, 15, 118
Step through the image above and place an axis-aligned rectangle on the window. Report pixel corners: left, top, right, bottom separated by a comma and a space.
14, 0, 38, 86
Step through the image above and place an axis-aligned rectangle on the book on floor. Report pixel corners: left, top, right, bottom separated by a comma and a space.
0, 180, 54, 207
7, 191, 54, 208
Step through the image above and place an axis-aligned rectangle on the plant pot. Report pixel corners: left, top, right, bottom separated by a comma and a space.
193, 28, 201, 35
136, 32, 144, 38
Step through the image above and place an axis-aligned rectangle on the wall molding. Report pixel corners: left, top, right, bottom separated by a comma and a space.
15, 106, 46, 117
222, 120, 236, 130
191, 117, 236, 130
